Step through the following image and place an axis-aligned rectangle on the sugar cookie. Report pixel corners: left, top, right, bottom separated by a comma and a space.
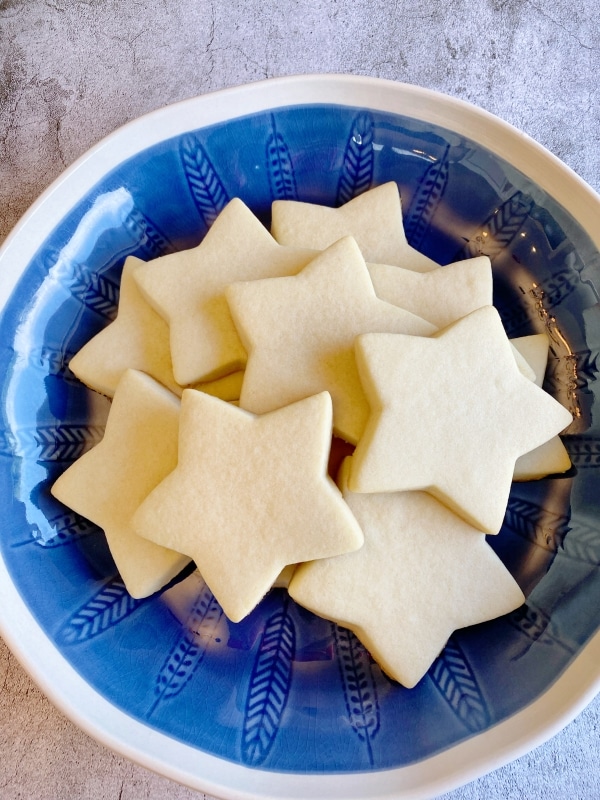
69, 256, 181, 397
511, 333, 571, 479
133, 390, 363, 622
289, 459, 525, 688
368, 255, 493, 328
271, 182, 439, 271
350, 306, 573, 533
51, 370, 190, 598
226, 236, 436, 445
134, 198, 315, 384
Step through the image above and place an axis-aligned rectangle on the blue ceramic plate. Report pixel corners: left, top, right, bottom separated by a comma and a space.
1, 75, 600, 799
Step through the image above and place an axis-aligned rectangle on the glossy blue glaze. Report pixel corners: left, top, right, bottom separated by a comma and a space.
1, 103, 599, 773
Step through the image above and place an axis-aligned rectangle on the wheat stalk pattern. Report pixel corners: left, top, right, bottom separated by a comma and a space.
405, 145, 449, 251
124, 207, 176, 259
57, 577, 143, 645
26, 424, 105, 462
563, 435, 600, 468
149, 582, 223, 716
430, 636, 490, 732
180, 135, 229, 229
266, 115, 298, 201
241, 602, 296, 766
504, 495, 570, 553
507, 602, 575, 658
333, 624, 380, 766
336, 112, 374, 206
458, 191, 534, 260
70, 264, 120, 321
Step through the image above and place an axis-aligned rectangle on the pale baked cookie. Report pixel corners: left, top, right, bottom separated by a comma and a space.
226, 236, 436, 445
510, 333, 551, 383
195, 370, 244, 402
288, 459, 525, 688
133, 390, 363, 622
272, 564, 297, 589
271, 182, 439, 271
368, 255, 493, 329
69, 256, 182, 397
513, 423, 572, 480
51, 370, 190, 598
349, 306, 573, 533
133, 198, 315, 385
511, 333, 571, 480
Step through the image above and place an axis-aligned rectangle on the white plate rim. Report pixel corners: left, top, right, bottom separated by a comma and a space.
1, 73, 599, 799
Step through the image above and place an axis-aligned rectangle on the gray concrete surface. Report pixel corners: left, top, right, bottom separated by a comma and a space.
1, 1, 600, 798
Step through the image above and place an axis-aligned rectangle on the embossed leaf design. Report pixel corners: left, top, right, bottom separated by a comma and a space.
560, 514, 600, 566
496, 297, 534, 337
458, 191, 534, 260
180, 135, 229, 229
504, 496, 570, 553
405, 146, 449, 250
11, 511, 99, 549
333, 624, 380, 765
509, 604, 552, 642
29, 424, 105, 462
57, 577, 143, 645
545, 348, 599, 397
571, 349, 599, 389
125, 208, 176, 259
70, 265, 120, 321
241, 605, 296, 766
29, 345, 77, 380
150, 583, 223, 714
563, 435, 600, 468
32, 511, 99, 548
430, 636, 490, 732
266, 115, 298, 201
537, 268, 579, 308
508, 603, 565, 651
336, 112, 374, 206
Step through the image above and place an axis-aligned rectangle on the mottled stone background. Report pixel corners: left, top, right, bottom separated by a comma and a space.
1, 1, 600, 798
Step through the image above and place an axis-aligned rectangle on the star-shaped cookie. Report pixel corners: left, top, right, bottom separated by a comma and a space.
368, 255, 493, 329
288, 459, 525, 688
226, 236, 437, 445
51, 370, 190, 598
69, 256, 181, 397
271, 182, 439, 271
511, 333, 571, 479
132, 389, 364, 622
133, 198, 316, 385
349, 306, 573, 533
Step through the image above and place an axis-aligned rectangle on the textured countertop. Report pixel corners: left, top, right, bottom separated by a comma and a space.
1, 1, 600, 798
